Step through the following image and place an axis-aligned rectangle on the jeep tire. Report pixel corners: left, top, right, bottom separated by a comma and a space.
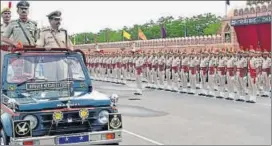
0, 129, 10, 145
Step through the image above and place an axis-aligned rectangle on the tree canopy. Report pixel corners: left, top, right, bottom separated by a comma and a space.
71, 12, 222, 45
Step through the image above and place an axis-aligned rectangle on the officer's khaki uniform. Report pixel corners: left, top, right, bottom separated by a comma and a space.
207, 56, 218, 97
94, 57, 99, 79
128, 56, 134, 80
235, 55, 248, 101
132, 56, 137, 81
171, 55, 180, 91
261, 56, 271, 97
116, 56, 122, 83
188, 56, 198, 94
146, 55, 153, 87
195, 56, 201, 89
165, 55, 173, 90
141, 56, 147, 82
36, 28, 73, 48
158, 54, 165, 89
151, 55, 158, 89
121, 56, 128, 84
199, 56, 209, 96
90, 57, 95, 77
1, 23, 10, 69
111, 56, 117, 82
256, 56, 263, 96
1, 23, 9, 36
134, 55, 144, 95
247, 56, 258, 103
226, 55, 236, 100
3, 19, 38, 46
98, 56, 103, 80
180, 55, 189, 93
216, 56, 227, 98
106, 56, 112, 81
102, 56, 108, 81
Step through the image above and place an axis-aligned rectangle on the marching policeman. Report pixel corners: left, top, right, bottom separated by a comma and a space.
2, 1, 39, 46
36, 10, 73, 50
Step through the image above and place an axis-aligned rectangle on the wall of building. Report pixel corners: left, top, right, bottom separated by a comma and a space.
74, 2, 271, 54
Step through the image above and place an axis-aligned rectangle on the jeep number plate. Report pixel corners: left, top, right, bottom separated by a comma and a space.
58, 134, 89, 144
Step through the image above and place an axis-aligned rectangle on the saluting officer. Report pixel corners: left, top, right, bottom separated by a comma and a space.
2, 1, 39, 46
36, 10, 73, 50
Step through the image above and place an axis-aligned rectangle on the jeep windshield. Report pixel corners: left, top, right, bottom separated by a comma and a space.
7, 55, 86, 84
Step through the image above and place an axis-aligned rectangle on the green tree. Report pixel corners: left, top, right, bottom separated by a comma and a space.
73, 13, 222, 44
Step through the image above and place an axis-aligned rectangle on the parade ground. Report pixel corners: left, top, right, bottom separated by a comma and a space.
92, 80, 271, 145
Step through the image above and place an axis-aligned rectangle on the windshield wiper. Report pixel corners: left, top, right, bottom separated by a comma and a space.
58, 77, 85, 82
17, 77, 48, 86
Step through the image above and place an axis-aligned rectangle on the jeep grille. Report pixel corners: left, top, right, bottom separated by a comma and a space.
39, 110, 106, 135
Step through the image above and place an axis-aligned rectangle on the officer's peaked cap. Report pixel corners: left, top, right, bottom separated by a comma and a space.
17, 1, 30, 8
1, 7, 11, 14
47, 10, 61, 19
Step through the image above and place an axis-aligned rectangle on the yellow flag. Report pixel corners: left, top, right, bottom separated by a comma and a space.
123, 30, 131, 40
138, 28, 147, 40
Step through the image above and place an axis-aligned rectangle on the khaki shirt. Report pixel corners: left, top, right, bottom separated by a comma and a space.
1, 23, 9, 45
1, 23, 9, 35
3, 19, 38, 46
36, 28, 73, 49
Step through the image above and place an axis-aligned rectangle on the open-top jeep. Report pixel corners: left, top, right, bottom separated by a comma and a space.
0, 47, 122, 145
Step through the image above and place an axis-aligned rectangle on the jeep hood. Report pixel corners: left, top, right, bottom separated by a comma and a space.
14, 90, 111, 111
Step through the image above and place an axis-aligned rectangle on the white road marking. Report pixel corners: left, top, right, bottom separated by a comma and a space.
123, 129, 164, 145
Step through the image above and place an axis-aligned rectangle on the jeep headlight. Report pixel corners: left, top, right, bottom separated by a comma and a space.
98, 110, 109, 124
23, 115, 38, 129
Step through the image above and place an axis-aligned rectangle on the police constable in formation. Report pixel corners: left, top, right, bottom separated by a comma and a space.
2, 1, 39, 46
36, 10, 73, 50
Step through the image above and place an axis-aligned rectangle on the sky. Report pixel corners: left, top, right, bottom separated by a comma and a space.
1, 1, 247, 34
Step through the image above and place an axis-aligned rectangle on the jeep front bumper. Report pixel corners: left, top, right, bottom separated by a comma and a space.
9, 130, 122, 145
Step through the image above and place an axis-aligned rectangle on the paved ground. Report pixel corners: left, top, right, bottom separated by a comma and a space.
92, 80, 271, 145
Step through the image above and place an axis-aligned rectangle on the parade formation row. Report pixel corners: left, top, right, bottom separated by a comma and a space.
86, 48, 271, 103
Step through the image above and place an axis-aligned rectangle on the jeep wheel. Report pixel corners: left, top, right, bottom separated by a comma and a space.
0, 129, 10, 145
